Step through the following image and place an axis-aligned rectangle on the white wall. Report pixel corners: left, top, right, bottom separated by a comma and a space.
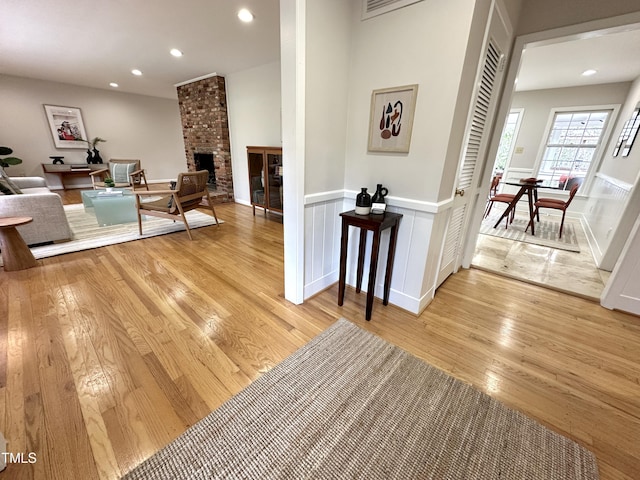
301, 0, 352, 297
0, 75, 184, 185
598, 77, 640, 184
226, 62, 283, 205
516, 0, 640, 36
301, 0, 489, 312
304, 0, 351, 196
344, 0, 475, 203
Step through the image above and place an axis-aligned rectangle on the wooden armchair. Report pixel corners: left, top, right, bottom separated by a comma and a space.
134, 170, 219, 240
89, 158, 149, 190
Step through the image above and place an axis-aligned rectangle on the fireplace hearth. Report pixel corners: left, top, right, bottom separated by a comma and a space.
194, 153, 216, 186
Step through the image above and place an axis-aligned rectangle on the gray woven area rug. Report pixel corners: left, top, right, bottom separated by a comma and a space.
122, 318, 599, 480
480, 211, 580, 252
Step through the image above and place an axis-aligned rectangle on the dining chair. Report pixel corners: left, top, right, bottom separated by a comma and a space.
525, 183, 579, 238
133, 170, 219, 240
484, 174, 516, 227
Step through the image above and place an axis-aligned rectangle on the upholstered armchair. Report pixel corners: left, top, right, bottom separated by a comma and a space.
89, 158, 149, 190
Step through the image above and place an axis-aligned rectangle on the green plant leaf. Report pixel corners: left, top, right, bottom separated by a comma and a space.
0, 146, 13, 156
1, 157, 22, 166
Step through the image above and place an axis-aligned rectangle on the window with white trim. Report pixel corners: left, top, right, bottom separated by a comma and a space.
494, 109, 522, 173
537, 110, 611, 191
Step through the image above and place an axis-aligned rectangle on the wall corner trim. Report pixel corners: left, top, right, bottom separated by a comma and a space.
305, 189, 446, 213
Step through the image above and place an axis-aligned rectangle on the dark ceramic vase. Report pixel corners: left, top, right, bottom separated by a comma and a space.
371, 184, 389, 204
355, 187, 372, 215
86, 149, 94, 164
93, 148, 103, 164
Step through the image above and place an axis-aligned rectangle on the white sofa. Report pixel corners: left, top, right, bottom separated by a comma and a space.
0, 177, 72, 246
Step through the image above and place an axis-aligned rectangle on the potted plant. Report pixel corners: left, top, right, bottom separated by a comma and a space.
104, 177, 115, 192
0, 146, 22, 170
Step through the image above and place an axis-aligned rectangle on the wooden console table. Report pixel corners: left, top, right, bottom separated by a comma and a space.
338, 210, 403, 320
0, 217, 37, 271
42, 163, 105, 190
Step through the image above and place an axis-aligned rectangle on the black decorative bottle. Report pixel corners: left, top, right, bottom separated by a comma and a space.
371, 184, 388, 213
355, 187, 372, 215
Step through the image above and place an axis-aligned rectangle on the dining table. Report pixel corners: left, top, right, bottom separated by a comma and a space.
492, 178, 549, 235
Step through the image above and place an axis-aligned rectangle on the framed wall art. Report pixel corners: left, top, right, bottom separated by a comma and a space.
43, 105, 88, 149
368, 84, 418, 153
613, 103, 640, 157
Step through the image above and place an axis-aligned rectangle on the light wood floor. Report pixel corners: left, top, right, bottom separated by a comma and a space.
1, 191, 639, 479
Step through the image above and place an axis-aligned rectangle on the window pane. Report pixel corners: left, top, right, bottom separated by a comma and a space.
539, 109, 610, 190
494, 110, 521, 171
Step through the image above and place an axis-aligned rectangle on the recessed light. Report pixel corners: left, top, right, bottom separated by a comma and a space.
582, 69, 597, 76
109, 82, 119, 88
131, 69, 143, 76
238, 8, 254, 22
170, 48, 183, 57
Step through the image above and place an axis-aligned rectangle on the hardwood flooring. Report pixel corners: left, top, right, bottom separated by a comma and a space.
0, 191, 638, 479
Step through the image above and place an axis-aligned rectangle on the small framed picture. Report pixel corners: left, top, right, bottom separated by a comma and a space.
43, 105, 88, 149
368, 84, 419, 153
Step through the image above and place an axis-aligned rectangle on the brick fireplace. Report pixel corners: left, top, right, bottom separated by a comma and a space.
176, 74, 233, 202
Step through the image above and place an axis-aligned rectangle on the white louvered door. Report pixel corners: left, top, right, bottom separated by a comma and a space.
436, 6, 510, 287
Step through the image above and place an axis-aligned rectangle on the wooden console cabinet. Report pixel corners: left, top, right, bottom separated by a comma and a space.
247, 146, 282, 216
42, 163, 106, 190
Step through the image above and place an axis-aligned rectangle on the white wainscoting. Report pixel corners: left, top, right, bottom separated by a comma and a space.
582, 173, 632, 266
303, 191, 439, 314
499, 167, 535, 195
303, 193, 344, 298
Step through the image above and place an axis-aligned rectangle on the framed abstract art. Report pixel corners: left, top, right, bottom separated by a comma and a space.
368, 84, 418, 153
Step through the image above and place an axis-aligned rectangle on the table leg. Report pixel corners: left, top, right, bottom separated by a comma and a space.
494, 186, 526, 229
338, 219, 349, 306
356, 228, 367, 293
527, 187, 536, 235
383, 223, 400, 306
366, 229, 381, 320
0, 226, 37, 272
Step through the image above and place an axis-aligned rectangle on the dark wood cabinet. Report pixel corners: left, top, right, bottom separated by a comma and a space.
247, 146, 283, 216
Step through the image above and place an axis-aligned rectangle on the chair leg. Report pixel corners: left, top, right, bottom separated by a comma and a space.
559, 210, 566, 238
182, 218, 193, 240
204, 192, 220, 226
136, 197, 144, 235
175, 202, 193, 240
484, 200, 494, 219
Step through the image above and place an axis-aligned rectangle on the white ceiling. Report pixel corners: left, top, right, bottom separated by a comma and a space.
0, 0, 281, 99
2, 2, 640, 99
516, 25, 640, 91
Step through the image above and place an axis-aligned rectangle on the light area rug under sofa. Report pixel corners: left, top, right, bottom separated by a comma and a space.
0, 204, 221, 266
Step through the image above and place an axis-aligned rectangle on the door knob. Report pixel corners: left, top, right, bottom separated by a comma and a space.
455, 188, 465, 197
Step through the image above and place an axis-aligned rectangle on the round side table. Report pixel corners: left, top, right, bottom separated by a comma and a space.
0, 216, 38, 271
